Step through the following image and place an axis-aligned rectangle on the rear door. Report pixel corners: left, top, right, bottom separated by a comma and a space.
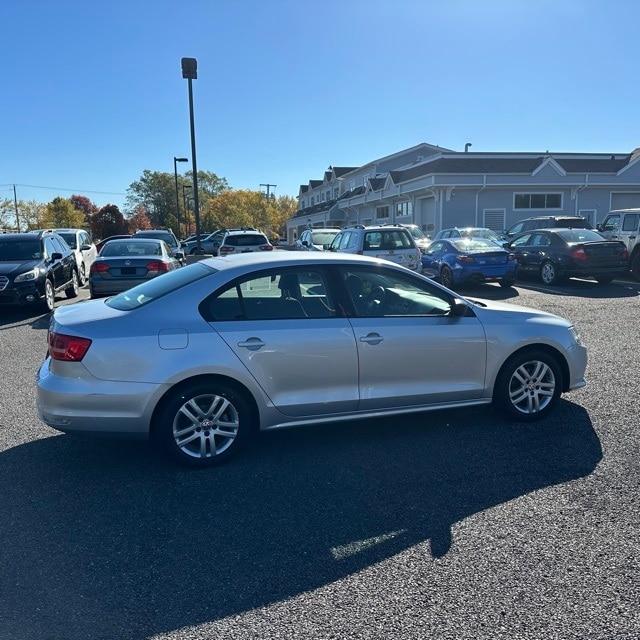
206, 266, 359, 417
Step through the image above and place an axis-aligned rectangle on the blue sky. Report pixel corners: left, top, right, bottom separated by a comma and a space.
1, 0, 638, 213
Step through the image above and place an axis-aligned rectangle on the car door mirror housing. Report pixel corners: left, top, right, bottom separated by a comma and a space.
450, 299, 469, 317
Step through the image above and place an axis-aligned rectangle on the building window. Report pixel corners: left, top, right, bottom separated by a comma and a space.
396, 201, 412, 217
376, 206, 390, 219
321, 192, 325, 202
333, 187, 339, 199
514, 193, 562, 209
348, 180, 356, 191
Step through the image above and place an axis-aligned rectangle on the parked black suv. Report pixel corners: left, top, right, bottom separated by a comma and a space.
504, 216, 592, 240
0, 231, 79, 312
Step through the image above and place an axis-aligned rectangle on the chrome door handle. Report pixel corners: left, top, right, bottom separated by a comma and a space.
359, 333, 384, 345
237, 337, 266, 350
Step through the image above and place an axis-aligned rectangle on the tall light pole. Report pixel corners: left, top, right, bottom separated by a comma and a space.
260, 183, 276, 239
173, 157, 188, 239
181, 57, 202, 253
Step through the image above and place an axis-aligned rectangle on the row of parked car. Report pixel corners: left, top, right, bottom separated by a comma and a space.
296, 213, 639, 288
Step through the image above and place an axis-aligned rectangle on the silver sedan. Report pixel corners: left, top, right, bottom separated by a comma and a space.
37, 252, 587, 467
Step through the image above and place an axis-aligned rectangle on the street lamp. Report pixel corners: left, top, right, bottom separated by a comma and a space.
181, 57, 202, 253
173, 156, 188, 239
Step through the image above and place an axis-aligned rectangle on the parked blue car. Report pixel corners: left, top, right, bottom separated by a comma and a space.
421, 237, 518, 288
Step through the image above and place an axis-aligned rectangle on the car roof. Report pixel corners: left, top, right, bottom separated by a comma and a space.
0, 233, 44, 241
106, 237, 163, 243
198, 249, 408, 272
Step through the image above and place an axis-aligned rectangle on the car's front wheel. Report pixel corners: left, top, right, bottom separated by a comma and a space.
43, 279, 55, 312
493, 350, 562, 421
157, 381, 253, 467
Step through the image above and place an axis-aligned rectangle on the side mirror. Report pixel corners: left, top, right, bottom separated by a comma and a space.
51, 252, 63, 261
302, 240, 309, 247
596, 223, 603, 232
80, 244, 92, 251
450, 299, 469, 317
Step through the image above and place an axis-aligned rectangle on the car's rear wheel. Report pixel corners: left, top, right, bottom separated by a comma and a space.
157, 381, 252, 467
499, 277, 516, 288
630, 252, 640, 281
540, 261, 560, 285
65, 271, 79, 298
43, 279, 55, 312
493, 350, 562, 421
440, 265, 454, 289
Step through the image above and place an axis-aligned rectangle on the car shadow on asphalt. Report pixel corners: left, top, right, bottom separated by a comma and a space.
0, 402, 601, 640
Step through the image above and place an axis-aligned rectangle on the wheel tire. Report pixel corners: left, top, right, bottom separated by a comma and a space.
189, 248, 197, 255
499, 278, 515, 288
157, 381, 253, 467
65, 271, 79, 298
43, 279, 55, 312
78, 263, 86, 286
493, 350, 562, 422
540, 261, 559, 285
440, 265, 454, 289
631, 253, 640, 281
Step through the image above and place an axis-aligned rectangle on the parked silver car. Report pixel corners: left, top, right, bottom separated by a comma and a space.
37, 252, 587, 468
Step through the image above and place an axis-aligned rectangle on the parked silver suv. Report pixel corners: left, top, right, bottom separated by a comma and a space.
327, 224, 422, 271
598, 208, 640, 279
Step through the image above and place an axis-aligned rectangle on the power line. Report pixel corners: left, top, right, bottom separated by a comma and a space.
0, 183, 126, 196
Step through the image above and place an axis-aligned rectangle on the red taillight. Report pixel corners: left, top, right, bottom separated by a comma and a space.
48, 331, 92, 361
146, 261, 170, 272
622, 247, 629, 259
90, 262, 110, 273
457, 255, 476, 263
259, 245, 274, 251
571, 248, 587, 261
219, 246, 234, 255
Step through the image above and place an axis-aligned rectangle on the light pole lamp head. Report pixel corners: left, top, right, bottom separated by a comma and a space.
181, 58, 197, 79
175, 157, 188, 163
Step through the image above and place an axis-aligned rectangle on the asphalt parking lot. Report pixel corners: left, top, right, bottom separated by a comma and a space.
1, 277, 639, 640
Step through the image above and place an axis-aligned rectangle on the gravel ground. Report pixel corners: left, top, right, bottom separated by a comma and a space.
0, 278, 639, 640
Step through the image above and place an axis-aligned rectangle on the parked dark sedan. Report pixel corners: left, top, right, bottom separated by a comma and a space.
89, 238, 180, 298
508, 228, 628, 285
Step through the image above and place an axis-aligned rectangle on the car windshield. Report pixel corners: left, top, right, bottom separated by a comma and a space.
0, 239, 42, 261
106, 262, 213, 310
137, 232, 177, 247
407, 226, 427, 239
58, 233, 77, 248
459, 228, 501, 241
311, 231, 339, 244
452, 238, 500, 251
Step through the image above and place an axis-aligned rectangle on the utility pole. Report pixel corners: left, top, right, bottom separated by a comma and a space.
260, 183, 276, 239
13, 184, 20, 231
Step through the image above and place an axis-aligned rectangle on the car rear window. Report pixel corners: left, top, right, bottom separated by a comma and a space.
364, 230, 413, 250
0, 239, 42, 260
555, 229, 605, 243
555, 218, 592, 229
105, 262, 214, 311
225, 234, 267, 247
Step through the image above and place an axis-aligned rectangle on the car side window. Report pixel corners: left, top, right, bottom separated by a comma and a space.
530, 233, 550, 247
44, 237, 57, 258
425, 241, 445, 255
339, 231, 352, 250
511, 233, 532, 247
622, 214, 640, 232
602, 215, 620, 232
204, 269, 335, 321
340, 266, 455, 318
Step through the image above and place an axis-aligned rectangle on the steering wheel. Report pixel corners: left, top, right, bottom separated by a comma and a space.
366, 286, 386, 314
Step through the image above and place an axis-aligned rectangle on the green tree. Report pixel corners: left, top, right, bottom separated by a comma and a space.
201, 190, 266, 232
0, 198, 16, 230
18, 200, 48, 231
268, 195, 297, 241
125, 169, 230, 234
89, 204, 128, 239
45, 197, 86, 228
